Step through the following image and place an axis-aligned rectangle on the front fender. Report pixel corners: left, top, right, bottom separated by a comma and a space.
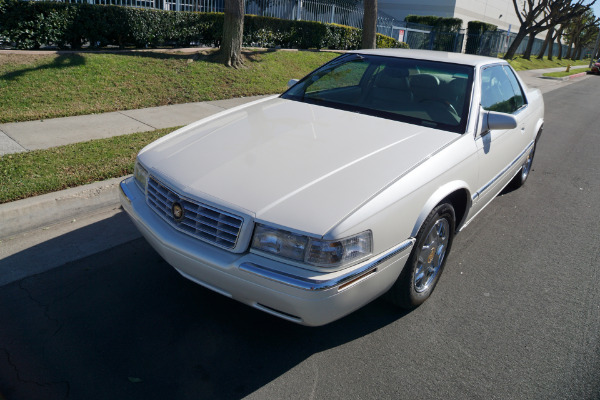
410, 181, 472, 238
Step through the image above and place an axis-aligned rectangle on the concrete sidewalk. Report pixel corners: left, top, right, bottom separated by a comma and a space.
0, 65, 591, 241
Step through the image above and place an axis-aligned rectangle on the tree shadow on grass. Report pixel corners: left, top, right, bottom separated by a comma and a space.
0, 49, 208, 83
1, 53, 86, 82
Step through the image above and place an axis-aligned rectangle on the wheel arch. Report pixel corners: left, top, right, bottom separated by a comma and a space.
410, 182, 472, 238
534, 120, 544, 140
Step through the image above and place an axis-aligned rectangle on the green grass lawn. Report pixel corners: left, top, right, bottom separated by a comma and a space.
542, 68, 590, 78
0, 127, 176, 203
506, 56, 589, 71
0, 49, 339, 123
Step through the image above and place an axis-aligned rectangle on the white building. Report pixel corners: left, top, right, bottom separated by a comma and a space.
380, 0, 524, 33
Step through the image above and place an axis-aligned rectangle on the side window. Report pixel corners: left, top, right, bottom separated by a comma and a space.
306, 61, 368, 93
503, 65, 526, 109
481, 65, 520, 114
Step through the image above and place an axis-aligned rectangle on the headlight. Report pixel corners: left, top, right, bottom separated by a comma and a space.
251, 225, 308, 262
251, 224, 372, 268
306, 233, 372, 266
133, 159, 149, 193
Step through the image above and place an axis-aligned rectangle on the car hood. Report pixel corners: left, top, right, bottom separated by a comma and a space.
139, 97, 459, 236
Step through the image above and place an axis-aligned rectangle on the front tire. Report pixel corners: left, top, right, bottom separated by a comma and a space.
386, 203, 455, 309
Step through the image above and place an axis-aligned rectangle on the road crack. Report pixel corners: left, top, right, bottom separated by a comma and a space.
1, 348, 71, 399
18, 280, 63, 337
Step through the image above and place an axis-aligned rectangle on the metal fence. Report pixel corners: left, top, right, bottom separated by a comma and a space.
464, 30, 587, 59
396, 25, 589, 59
389, 22, 465, 53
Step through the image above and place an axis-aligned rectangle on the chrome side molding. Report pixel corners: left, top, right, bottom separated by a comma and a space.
472, 140, 534, 201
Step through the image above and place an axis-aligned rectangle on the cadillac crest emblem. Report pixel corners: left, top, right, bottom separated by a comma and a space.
172, 202, 184, 221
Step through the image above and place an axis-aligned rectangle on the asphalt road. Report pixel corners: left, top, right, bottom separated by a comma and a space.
1, 77, 599, 400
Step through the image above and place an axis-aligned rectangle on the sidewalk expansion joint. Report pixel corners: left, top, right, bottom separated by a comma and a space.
0, 128, 28, 154
116, 111, 158, 130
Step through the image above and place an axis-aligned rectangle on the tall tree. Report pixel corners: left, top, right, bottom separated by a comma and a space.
539, 25, 564, 60
361, 0, 377, 49
533, 0, 565, 59
504, 0, 593, 60
572, 16, 600, 59
221, 0, 245, 68
536, 0, 592, 59
504, 0, 552, 59
564, 9, 599, 59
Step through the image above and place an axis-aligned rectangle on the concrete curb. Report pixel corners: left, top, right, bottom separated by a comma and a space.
567, 71, 588, 80
0, 176, 124, 240
540, 71, 588, 81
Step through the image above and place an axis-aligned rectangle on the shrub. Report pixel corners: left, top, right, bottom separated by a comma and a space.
404, 15, 463, 52
404, 15, 463, 33
465, 20, 498, 55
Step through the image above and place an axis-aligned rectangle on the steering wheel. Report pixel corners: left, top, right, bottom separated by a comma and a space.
420, 98, 460, 120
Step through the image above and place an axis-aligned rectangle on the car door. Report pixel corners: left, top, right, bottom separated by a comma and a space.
472, 64, 533, 208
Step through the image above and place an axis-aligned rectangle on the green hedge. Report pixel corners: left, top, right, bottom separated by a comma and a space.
404, 15, 463, 52
404, 15, 463, 33
465, 20, 497, 55
0, 0, 407, 50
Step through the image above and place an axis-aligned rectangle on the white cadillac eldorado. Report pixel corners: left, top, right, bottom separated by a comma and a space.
120, 49, 544, 326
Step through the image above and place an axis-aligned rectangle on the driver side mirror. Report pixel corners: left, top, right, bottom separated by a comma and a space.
479, 109, 518, 135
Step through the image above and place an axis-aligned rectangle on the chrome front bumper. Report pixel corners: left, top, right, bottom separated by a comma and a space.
120, 177, 413, 326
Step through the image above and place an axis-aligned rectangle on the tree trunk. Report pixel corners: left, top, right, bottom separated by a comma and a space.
522, 32, 536, 60
556, 27, 564, 60
537, 27, 553, 59
504, 25, 529, 59
566, 24, 584, 60
571, 36, 581, 60
221, 0, 244, 68
565, 37, 573, 59
361, 0, 377, 49
575, 45, 583, 60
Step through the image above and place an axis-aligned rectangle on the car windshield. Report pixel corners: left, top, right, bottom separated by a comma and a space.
281, 53, 474, 133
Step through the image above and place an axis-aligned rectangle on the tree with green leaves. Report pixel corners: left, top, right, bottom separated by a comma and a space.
563, 9, 600, 60
504, 0, 594, 60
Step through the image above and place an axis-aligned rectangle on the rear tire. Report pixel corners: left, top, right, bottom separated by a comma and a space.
513, 128, 542, 189
512, 141, 536, 188
386, 203, 455, 309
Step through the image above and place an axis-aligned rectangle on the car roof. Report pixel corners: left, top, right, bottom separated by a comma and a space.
348, 48, 505, 68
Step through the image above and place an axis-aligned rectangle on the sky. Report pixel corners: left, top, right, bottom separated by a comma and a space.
593, 3, 600, 17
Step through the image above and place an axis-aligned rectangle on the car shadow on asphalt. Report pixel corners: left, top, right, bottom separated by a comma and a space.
0, 219, 410, 400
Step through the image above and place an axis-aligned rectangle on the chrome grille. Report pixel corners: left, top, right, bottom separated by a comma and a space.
146, 177, 243, 249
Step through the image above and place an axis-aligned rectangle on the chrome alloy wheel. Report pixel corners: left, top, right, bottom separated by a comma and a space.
521, 146, 534, 182
414, 218, 450, 293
